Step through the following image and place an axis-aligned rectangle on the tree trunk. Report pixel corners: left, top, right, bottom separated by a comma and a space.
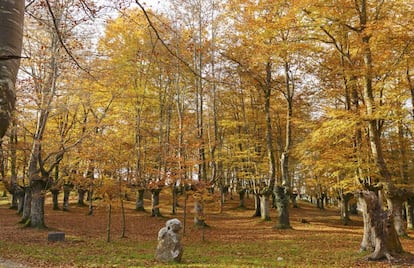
358, 195, 374, 252
20, 187, 31, 223
172, 185, 178, 215
340, 192, 353, 225
63, 184, 72, 211
407, 197, 414, 230
274, 186, 291, 229
51, 189, 59, 210
385, 186, 410, 237
238, 189, 246, 208
16, 191, 24, 214
29, 179, 47, 228
77, 188, 86, 206
360, 191, 402, 261
386, 197, 405, 237
259, 194, 271, 221
0, 0, 24, 138
151, 188, 162, 217
135, 188, 145, 211
291, 192, 298, 208
106, 204, 112, 242
87, 190, 94, 215
252, 193, 261, 217
120, 196, 126, 238
194, 198, 206, 227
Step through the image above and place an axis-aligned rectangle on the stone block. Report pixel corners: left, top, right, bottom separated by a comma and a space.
48, 232, 65, 241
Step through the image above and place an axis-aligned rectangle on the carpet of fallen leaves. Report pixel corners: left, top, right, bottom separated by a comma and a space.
0, 191, 414, 267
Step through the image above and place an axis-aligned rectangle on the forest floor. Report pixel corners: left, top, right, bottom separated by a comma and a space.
0, 190, 414, 267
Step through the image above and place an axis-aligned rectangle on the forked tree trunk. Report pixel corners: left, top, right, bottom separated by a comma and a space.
135, 188, 145, 211
359, 191, 402, 261
274, 186, 291, 229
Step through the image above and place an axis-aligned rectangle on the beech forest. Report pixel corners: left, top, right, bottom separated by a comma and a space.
0, 0, 414, 266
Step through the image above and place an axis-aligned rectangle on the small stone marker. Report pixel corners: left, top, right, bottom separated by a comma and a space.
47, 232, 65, 241
155, 218, 183, 263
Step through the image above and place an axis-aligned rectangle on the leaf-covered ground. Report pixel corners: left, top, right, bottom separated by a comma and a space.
0, 191, 413, 267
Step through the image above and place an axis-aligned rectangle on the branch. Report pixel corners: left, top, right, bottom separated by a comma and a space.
134, 0, 201, 79
45, 0, 97, 80
0, 55, 29, 61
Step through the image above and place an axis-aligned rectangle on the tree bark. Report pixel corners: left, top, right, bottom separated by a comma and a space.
62, 184, 72, 211
135, 188, 145, 211
20, 187, 31, 224
358, 195, 374, 252
385, 186, 410, 237
29, 179, 47, 228
339, 192, 353, 225
151, 188, 162, 217
407, 197, 414, 230
259, 194, 271, 221
252, 193, 261, 217
194, 198, 206, 227
51, 189, 59, 210
274, 186, 291, 229
0, 0, 25, 138
360, 191, 402, 261
77, 188, 86, 206
238, 188, 246, 208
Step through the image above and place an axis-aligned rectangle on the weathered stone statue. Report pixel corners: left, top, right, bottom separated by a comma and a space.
155, 218, 183, 263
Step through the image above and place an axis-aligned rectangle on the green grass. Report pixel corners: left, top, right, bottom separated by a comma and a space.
0, 235, 365, 267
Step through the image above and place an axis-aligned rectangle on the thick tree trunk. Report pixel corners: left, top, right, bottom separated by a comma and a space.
274, 186, 291, 229
358, 195, 374, 252
151, 188, 162, 217
0, 0, 25, 138
359, 191, 402, 261
135, 188, 145, 211
29, 179, 47, 228
259, 194, 271, 221
385, 186, 410, 237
